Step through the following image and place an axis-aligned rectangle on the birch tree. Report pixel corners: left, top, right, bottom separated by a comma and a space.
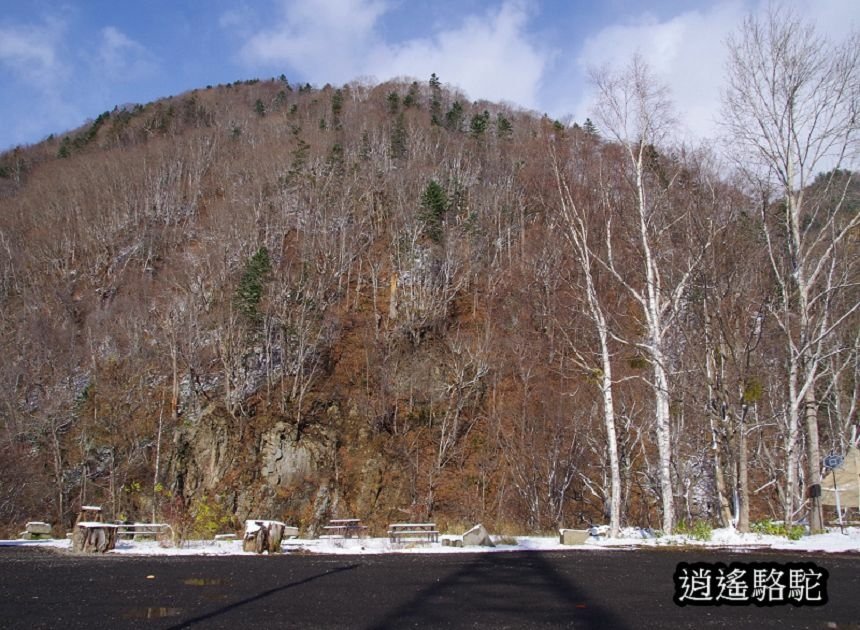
550, 143, 622, 537
722, 7, 860, 531
590, 56, 699, 533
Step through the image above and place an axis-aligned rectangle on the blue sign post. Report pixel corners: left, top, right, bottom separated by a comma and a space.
823, 453, 845, 534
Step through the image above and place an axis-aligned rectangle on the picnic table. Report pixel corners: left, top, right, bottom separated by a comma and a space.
115, 522, 171, 540
321, 518, 368, 539
388, 523, 439, 543
76, 506, 103, 523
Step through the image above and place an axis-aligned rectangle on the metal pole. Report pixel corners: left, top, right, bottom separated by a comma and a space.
832, 469, 844, 535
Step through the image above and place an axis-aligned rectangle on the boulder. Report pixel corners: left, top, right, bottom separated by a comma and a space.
462, 524, 495, 547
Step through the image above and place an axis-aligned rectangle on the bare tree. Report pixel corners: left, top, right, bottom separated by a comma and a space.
550, 144, 622, 537
591, 56, 706, 533
426, 331, 489, 516
722, 6, 860, 531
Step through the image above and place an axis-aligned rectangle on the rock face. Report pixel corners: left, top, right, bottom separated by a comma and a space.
462, 523, 494, 547
170, 406, 235, 496
260, 422, 318, 486
169, 406, 336, 527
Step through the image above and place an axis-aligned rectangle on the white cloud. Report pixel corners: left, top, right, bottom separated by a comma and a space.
0, 18, 67, 90
572, 1, 746, 141
369, 2, 548, 109
97, 26, 157, 80
568, 0, 860, 141
0, 17, 85, 147
238, 0, 388, 81
233, 0, 548, 109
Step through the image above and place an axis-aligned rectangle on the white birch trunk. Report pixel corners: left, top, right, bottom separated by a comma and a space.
636, 152, 675, 534
552, 155, 622, 537
651, 347, 674, 532
598, 329, 622, 537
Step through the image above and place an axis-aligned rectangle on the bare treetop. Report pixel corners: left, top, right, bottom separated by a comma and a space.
721, 5, 860, 189
590, 54, 676, 152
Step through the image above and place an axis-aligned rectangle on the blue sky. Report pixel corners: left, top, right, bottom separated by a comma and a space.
1, 0, 857, 151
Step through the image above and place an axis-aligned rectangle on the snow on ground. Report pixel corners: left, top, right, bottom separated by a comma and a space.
2, 526, 858, 556
587, 526, 860, 554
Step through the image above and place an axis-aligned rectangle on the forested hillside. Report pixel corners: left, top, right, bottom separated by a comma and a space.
1, 13, 857, 539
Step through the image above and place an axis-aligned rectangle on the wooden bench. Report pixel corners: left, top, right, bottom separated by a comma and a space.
115, 523, 171, 539
388, 523, 439, 543
321, 518, 368, 539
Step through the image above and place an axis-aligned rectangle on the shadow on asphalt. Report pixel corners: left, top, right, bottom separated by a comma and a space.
366, 552, 629, 629
163, 563, 360, 629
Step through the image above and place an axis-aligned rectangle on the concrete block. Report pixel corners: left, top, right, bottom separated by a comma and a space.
26, 522, 52, 535
559, 529, 591, 545
19, 521, 52, 539
462, 524, 495, 547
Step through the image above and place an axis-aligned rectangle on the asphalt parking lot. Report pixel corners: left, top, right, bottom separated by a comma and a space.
0, 546, 857, 629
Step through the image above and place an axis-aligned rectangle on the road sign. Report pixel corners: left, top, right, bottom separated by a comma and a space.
823, 454, 844, 470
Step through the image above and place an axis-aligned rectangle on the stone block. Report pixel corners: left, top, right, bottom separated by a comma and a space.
72, 523, 118, 552
20, 521, 53, 539
26, 521, 52, 535
243, 519, 288, 553
559, 529, 591, 545
462, 524, 494, 547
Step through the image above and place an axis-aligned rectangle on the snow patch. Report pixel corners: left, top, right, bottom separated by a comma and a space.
2, 526, 858, 556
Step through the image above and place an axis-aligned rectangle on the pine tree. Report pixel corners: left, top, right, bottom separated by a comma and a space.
470, 110, 490, 137
403, 81, 420, 108
57, 137, 72, 158
429, 73, 443, 126
419, 180, 448, 242
582, 118, 597, 135
495, 113, 513, 138
235, 247, 272, 322
390, 113, 407, 159
445, 102, 464, 132
387, 92, 400, 115
331, 89, 344, 129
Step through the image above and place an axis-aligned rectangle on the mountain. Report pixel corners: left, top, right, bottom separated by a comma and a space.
0, 75, 856, 538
